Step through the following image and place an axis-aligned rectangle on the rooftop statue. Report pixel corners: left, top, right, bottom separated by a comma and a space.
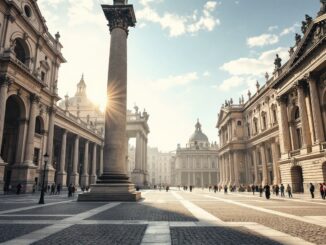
274, 54, 282, 70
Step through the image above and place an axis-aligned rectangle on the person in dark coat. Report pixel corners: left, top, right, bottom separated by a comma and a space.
275, 185, 280, 196
264, 185, 271, 199
251, 185, 255, 195
280, 184, 285, 197
259, 185, 263, 197
16, 183, 22, 195
309, 183, 315, 199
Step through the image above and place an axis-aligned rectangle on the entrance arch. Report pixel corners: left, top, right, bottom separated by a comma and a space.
291, 165, 304, 193
1, 95, 26, 188
322, 162, 326, 182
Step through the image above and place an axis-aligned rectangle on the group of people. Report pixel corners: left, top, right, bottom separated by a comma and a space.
67, 184, 77, 197
310, 183, 326, 199
46, 183, 62, 195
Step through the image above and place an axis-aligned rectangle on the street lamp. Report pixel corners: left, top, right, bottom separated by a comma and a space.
38, 153, 49, 204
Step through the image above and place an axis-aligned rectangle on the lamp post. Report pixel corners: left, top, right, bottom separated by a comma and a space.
39, 153, 49, 204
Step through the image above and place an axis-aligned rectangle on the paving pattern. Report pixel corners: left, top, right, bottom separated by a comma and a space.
0, 189, 325, 244
170, 227, 282, 245
32, 224, 147, 245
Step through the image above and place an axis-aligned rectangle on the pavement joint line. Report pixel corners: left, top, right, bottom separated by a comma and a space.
0, 202, 121, 245
201, 193, 326, 228
0, 200, 74, 215
140, 223, 171, 245
0, 214, 73, 217
171, 191, 225, 225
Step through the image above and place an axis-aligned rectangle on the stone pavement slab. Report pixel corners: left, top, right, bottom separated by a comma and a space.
87, 203, 197, 221
0, 224, 49, 243
32, 224, 147, 245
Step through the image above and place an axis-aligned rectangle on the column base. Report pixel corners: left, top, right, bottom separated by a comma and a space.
90, 175, 97, 185
80, 174, 89, 187
70, 173, 79, 187
56, 172, 67, 187
10, 164, 37, 193
78, 183, 141, 202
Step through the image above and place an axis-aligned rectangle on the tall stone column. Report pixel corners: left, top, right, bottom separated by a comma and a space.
57, 129, 67, 186
260, 144, 268, 186
228, 152, 235, 186
219, 157, 223, 185
0, 75, 12, 193
135, 132, 141, 170
79, 0, 139, 201
45, 107, 56, 184
296, 82, 312, 147
90, 144, 97, 184
307, 75, 325, 143
71, 135, 79, 186
99, 144, 104, 176
143, 137, 148, 185
81, 140, 89, 187
233, 152, 239, 186
23, 94, 40, 165
271, 141, 280, 185
225, 154, 230, 185
252, 148, 258, 185
277, 95, 291, 154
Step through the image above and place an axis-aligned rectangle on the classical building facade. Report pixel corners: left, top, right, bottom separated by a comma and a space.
217, 6, 326, 192
172, 120, 219, 187
147, 147, 174, 186
0, 0, 149, 193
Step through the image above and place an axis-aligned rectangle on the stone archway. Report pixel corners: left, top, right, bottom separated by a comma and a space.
291, 165, 304, 193
1, 95, 26, 188
322, 162, 326, 182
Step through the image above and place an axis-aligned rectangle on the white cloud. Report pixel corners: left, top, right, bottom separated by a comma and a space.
247, 34, 279, 48
203, 71, 211, 77
220, 47, 288, 76
137, 0, 221, 37
268, 25, 278, 32
217, 76, 244, 91
280, 23, 300, 36
151, 72, 198, 91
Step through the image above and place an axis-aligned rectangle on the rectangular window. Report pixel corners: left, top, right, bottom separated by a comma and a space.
33, 148, 40, 165
41, 71, 46, 81
273, 110, 278, 123
296, 128, 303, 149
262, 116, 267, 129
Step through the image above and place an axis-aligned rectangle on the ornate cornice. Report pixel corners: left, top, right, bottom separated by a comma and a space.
102, 4, 136, 34
276, 94, 288, 105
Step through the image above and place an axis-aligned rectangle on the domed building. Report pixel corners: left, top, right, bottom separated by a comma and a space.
171, 120, 219, 187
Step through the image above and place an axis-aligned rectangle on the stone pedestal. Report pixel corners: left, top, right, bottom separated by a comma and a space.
90, 175, 97, 184
81, 174, 89, 187
70, 173, 79, 187
10, 164, 37, 193
78, 183, 141, 201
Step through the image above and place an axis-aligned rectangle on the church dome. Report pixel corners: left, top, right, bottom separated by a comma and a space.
189, 119, 209, 144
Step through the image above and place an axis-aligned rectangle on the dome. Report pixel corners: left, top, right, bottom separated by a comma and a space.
189, 119, 209, 143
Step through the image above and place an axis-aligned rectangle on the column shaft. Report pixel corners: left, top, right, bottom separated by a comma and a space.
229, 152, 235, 185
297, 84, 311, 147
308, 77, 325, 143
57, 130, 67, 186
81, 140, 89, 187
91, 144, 97, 184
24, 94, 39, 165
252, 149, 258, 185
47, 108, 56, 166
0, 80, 10, 162
260, 144, 268, 186
271, 142, 280, 185
71, 135, 79, 186
135, 132, 142, 170
278, 97, 291, 153
233, 152, 239, 186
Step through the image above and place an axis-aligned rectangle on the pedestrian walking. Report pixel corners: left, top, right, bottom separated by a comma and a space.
224, 185, 228, 194
259, 185, 263, 197
275, 185, 279, 196
280, 184, 285, 197
51, 183, 55, 195
56, 184, 61, 195
68, 184, 73, 198
287, 184, 292, 198
320, 183, 325, 200
190, 185, 193, 192
214, 185, 217, 193
16, 183, 22, 194
264, 185, 271, 200
251, 185, 255, 195
166, 186, 169, 192
309, 183, 315, 199
323, 183, 326, 200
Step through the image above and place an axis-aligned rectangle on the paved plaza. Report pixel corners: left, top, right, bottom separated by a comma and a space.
0, 189, 325, 245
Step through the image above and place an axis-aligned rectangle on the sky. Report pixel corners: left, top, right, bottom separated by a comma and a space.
38, 0, 319, 152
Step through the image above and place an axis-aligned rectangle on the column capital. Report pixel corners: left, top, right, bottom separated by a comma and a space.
0, 74, 14, 87
30, 93, 40, 104
102, 4, 136, 34
276, 94, 288, 105
47, 106, 57, 115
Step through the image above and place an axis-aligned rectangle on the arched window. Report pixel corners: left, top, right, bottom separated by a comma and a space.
13, 38, 30, 66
